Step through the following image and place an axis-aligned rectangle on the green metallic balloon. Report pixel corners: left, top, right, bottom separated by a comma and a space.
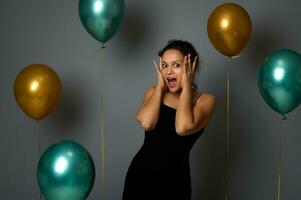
78, 0, 125, 45
258, 49, 301, 117
37, 140, 95, 200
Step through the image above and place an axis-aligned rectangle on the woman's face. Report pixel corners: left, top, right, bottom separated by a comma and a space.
161, 49, 185, 93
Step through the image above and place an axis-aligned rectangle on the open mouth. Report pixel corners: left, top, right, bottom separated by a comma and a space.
167, 77, 177, 88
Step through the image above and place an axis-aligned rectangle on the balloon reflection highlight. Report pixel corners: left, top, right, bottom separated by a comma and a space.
274, 67, 285, 81
30, 81, 39, 91
94, 1, 104, 13
54, 157, 68, 174
221, 19, 229, 29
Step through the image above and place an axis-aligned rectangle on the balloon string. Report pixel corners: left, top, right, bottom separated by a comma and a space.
37, 121, 41, 164
277, 143, 281, 200
277, 125, 282, 200
99, 46, 106, 197
225, 67, 230, 200
277, 119, 287, 200
36, 120, 43, 200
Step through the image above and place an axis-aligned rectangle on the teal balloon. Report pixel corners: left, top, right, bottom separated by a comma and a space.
78, 0, 125, 44
257, 49, 301, 116
37, 140, 95, 200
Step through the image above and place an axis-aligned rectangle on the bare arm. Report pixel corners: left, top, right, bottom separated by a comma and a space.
136, 58, 166, 130
175, 85, 193, 134
175, 54, 216, 135
176, 87, 216, 136
136, 85, 165, 130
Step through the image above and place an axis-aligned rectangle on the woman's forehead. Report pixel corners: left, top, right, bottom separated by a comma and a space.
162, 49, 184, 61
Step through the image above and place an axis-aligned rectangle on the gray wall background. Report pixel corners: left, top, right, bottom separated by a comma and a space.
1, 0, 301, 199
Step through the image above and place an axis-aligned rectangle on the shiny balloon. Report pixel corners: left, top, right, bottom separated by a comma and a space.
14, 64, 62, 121
258, 49, 301, 116
207, 3, 252, 58
37, 140, 95, 200
78, 0, 125, 45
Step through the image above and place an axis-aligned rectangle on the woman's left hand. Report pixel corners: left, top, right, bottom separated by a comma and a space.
181, 54, 198, 90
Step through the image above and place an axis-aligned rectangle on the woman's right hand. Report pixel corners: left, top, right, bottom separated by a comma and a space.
153, 57, 166, 91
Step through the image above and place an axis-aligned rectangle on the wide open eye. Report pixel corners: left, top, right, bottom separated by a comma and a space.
161, 63, 168, 68
173, 63, 180, 68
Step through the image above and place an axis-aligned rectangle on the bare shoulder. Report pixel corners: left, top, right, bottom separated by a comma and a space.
194, 92, 217, 128
199, 92, 216, 102
194, 92, 217, 109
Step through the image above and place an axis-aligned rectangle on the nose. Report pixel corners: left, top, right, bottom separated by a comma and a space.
167, 65, 173, 74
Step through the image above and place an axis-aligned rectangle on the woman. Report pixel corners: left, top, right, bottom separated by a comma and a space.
123, 40, 216, 200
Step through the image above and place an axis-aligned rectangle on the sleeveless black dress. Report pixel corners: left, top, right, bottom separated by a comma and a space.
123, 101, 204, 200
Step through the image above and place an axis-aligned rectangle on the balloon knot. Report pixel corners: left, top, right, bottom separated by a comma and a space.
281, 114, 287, 122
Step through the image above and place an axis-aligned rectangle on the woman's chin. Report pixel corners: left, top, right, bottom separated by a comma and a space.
168, 86, 181, 93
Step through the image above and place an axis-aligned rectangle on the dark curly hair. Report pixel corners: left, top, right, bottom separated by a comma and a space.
158, 39, 200, 89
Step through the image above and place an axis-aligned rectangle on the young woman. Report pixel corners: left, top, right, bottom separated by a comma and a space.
122, 40, 216, 200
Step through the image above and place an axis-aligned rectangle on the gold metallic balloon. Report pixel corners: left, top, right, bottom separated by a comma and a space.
207, 3, 252, 58
14, 64, 62, 121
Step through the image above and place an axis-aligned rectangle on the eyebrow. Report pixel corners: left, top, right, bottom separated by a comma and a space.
162, 60, 181, 63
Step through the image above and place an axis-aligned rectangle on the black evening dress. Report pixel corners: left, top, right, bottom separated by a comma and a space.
123, 99, 204, 200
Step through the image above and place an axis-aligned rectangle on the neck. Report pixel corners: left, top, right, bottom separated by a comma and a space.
169, 88, 182, 98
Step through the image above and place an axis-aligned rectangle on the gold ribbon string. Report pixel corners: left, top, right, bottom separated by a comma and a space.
35, 120, 43, 200
99, 46, 106, 197
225, 61, 231, 200
277, 134, 281, 200
277, 118, 287, 200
